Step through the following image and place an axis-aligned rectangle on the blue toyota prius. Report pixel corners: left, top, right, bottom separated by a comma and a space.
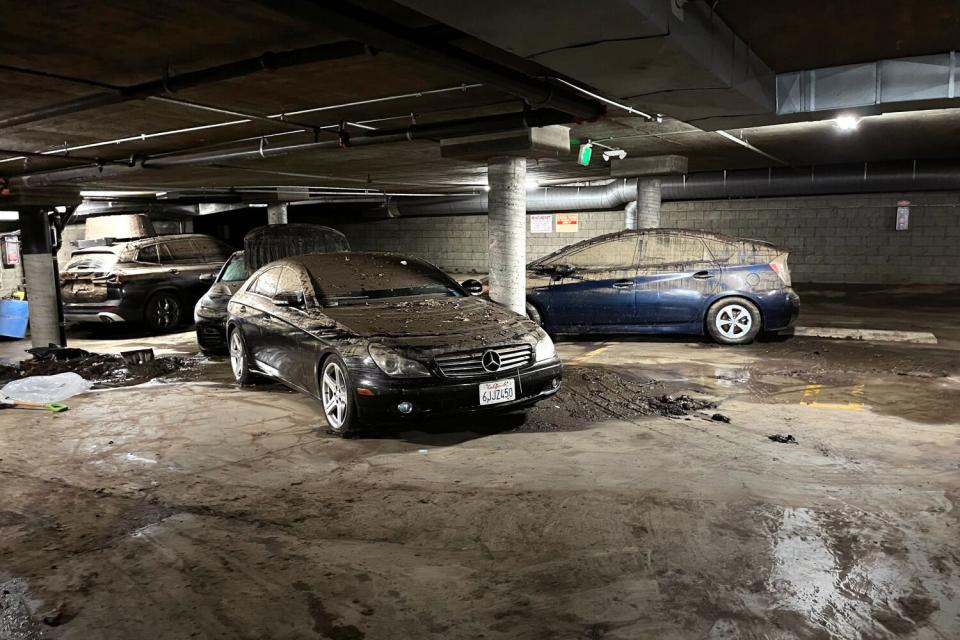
522, 229, 799, 344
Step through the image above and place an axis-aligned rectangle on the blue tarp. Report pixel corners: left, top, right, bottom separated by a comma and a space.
0, 299, 28, 338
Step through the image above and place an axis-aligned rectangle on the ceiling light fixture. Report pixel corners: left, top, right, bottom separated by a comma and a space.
833, 115, 860, 131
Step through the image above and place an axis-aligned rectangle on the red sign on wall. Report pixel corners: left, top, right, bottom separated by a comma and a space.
555, 213, 579, 233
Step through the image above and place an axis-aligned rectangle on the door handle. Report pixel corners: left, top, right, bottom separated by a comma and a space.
612, 280, 634, 289
692, 271, 714, 279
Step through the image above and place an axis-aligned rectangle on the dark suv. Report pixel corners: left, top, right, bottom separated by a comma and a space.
61, 234, 234, 333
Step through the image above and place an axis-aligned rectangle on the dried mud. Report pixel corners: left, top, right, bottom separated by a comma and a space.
516, 366, 719, 433
0, 350, 199, 389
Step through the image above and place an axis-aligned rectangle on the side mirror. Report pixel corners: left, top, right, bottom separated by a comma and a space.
552, 264, 576, 280
199, 273, 214, 282
461, 279, 484, 296
272, 291, 303, 308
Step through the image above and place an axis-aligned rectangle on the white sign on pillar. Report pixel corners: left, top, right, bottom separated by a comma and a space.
895, 200, 910, 231
529, 214, 552, 233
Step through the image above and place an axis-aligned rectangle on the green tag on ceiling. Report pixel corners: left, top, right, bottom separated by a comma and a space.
577, 143, 592, 166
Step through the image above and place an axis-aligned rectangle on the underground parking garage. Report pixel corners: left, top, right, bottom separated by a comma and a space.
1, 0, 959, 637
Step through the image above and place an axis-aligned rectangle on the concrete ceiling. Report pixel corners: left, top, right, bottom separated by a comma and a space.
1, 0, 959, 203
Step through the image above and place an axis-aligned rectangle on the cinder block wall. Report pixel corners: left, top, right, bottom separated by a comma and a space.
331, 191, 960, 284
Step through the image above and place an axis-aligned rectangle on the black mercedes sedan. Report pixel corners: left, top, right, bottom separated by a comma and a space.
226, 252, 562, 436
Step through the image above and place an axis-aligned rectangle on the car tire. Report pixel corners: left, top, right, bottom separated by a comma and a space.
319, 354, 360, 438
145, 291, 183, 333
706, 297, 762, 345
228, 327, 255, 385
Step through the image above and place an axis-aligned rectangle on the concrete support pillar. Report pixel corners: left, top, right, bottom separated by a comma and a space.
20, 208, 66, 347
487, 156, 526, 315
267, 203, 288, 225
636, 178, 662, 228
624, 200, 638, 230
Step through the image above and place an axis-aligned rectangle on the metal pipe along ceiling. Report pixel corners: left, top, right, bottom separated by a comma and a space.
11, 108, 575, 188
387, 161, 960, 217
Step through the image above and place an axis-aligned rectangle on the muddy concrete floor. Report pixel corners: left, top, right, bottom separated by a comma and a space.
0, 300, 959, 639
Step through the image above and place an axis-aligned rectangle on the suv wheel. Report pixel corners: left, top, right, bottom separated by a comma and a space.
706, 297, 761, 345
145, 292, 183, 333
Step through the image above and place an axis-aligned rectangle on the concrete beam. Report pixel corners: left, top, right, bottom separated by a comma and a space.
441, 126, 570, 161
610, 154, 688, 178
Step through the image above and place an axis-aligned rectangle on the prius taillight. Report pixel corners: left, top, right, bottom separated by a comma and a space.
769, 254, 791, 286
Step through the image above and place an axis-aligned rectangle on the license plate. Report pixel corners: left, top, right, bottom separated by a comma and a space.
479, 378, 516, 406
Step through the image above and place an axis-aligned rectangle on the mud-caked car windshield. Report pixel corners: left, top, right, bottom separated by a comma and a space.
301, 253, 463, 306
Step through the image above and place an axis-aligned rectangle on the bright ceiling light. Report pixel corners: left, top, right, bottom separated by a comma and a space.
0, 210, 19, 221
79, 190, 159, 197
525, 177, 540, 189
833, 115, 860, 131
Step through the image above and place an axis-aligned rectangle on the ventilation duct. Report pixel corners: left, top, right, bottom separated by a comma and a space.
386, 161, 960, 217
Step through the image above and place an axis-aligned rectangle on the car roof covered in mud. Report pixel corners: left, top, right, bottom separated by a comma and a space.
528, 228, 783, 267
69, 234, 219, 256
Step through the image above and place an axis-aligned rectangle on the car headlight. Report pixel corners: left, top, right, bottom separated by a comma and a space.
194, 297, 224, 320
368, 343, 431, 378
534, 333, 556, 362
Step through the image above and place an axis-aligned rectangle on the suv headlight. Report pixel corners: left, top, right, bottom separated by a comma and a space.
534, 333, 556, 362
368, 343, 431, 378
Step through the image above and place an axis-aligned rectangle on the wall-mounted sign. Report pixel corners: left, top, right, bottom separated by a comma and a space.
1, 235, 19, 267
895, 199, 910, 231
529, 214, 553, 234
555, 213, 579, 233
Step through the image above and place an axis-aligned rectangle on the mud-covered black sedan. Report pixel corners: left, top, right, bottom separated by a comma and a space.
226, 252, 562, 436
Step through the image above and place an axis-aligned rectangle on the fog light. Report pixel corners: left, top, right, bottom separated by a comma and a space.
551, 377, 560, 389
397, 401, 413, 414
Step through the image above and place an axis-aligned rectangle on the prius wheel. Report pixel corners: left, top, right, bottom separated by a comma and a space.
706, 298, 761, 345
320, 356, 358, 438
228, 328, 254, 385
145, 292, 182, 333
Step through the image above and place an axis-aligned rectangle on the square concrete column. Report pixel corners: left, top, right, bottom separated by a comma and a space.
487, 156, 527, 315
267, 203, 288, 225
20, 208, 67, 347
636, 178, 662, 229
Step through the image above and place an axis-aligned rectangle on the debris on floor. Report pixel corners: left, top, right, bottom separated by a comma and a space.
2, 371, 91, 403
514, 366, 720, 432
711, 413, 731, 423
0, 348, 191, 389
768, 434, 798, 444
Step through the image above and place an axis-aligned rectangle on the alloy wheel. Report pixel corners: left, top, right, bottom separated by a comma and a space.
229, 331, 245, 381
151, 294, 181, 330
321, 360, 349, 430
714, 303, 753, 340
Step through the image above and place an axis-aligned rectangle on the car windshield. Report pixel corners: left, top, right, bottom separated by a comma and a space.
219, 255, 248, 282
302, 254, 463, 306
65, 252, 118, 272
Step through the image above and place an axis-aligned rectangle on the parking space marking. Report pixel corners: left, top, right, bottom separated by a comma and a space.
567, 344, 612, 366
799, 383, 865, 410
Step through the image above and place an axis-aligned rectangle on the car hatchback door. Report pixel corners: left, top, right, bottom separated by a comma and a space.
536, 234, 641, 327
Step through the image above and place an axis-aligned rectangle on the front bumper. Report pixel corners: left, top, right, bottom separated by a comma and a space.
354, 359, 563, 425
195, 317, 228, 352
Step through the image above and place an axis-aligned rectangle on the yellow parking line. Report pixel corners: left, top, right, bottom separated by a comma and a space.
568, 344, 611, 367
799, 383, 864, 410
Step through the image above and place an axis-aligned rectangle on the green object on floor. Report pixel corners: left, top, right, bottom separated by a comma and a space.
0, 398, 68, 412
